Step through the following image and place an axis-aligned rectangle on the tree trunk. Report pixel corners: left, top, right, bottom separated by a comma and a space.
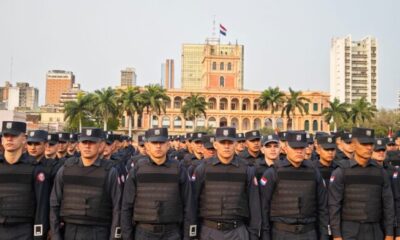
79, 118, 82, 133
334, 122, 337, 132
194, 118, 197, 130
103, 117, 107, 131
128, 115, 132, 137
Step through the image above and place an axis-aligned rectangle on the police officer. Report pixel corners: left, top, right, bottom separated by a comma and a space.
386, 137, 398, 152
56, 132, 70, 160
183, 132, 206, 170
328, 127, 394, 240
333, 132, 353, 163
239, 130, 263, 165
0, 121, 51, 239
278, 131, 287, 161
126, 135, 147, 172
0, 132, 4, 155
175, 135, 189, 161
235, 133, 246, 155
201, 135, 216, 160
193, 127, 261, 240
66, 133, 79, 157
313, 134, 338, 187
50, 128, 122, 240
121, 127, 195, 240
260, 131, 329, 240
254, 134, 280, 180
45, 133, 59, 160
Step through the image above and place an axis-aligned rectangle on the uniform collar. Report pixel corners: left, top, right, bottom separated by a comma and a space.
148, 157, 171, 167
349, 158, 377, 168
0, 152, 33, 164
79, 157, 102, 167
280, 157, 309, 168
211, 156, 239, 167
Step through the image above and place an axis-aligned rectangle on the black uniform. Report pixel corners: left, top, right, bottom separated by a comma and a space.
0, 153, 51, 240
193, 156, 261, 240
328, 159, 394, 239
50, 157, 122, 240
238, 148, 264, 166
121, 156, 195, 240
260, 158, 329, 240
254, 158, 274, 180
333, 148, 350, 163
312, 160, 338, 188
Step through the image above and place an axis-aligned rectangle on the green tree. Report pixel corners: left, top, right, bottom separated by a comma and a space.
349, 97, 377, 127
63, 92, 94, 132
141, 84, 170, 128
259, 87, 285, 113
116, 86, 141, 137
181, 93, 208, 129
322, 98, 349, 131
93, 87, 118, 131
281, 88, 311, 130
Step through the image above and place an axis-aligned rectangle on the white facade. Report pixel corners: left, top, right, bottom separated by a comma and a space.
330, 35, 378, 105
6, 83, 39, 111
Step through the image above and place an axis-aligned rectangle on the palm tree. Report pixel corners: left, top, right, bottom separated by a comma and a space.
181, 93, 208, 129
322, 98, 350, 131
93, 87, 118, 131
140, 84, 170, 128
281, 88, 311, 130
64, 92, 94, 132
259, 87, 286, 113
116, 86, 141, 137
349, 97, 377, 127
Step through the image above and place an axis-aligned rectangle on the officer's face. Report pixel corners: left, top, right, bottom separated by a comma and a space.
67, 142, 77, 152
103, 142, 114, 157
186, 141, 193, 151
58, 141, 68, 153
372, 149, 386, 162
245, 139, 261, 152
213, 140, 236, 161
27, 141, 46, 158
138, 145, 146, 155
98, 141, 106, 155
279, 141, 287, 154
352, 139, 373, 160
173, 140, 180, 149
2, 133, 26, 152
145, 141, 169, 159
45, 143, 58, 157
235, 140, 245, 152
341, 140, 354, 153
285, 145, 306, 164
387, 144, 397, 152
179, 142, 186, 149
202, 147, 215, 159
262, 142, 280, 161
192, 141, 204, 154
316, 145, 336, 162
79, 140, 102, 160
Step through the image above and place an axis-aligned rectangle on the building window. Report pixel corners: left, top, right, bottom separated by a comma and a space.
304, 103, 309, 112
313, 120, 318, 131
313, 103, 318, 112
304, 120, 310, 131
219, 76, 225, 87
227, 62, 232, 71
212, 62, 216, 70
220, 62, 224, 70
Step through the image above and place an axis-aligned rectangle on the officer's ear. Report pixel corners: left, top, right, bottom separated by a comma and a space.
315, 144, 322, 155
213, 141, 219, 150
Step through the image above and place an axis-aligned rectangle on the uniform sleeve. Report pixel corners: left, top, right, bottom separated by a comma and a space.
49, 166, 65, 240
328, 168, 344, 238
382, 169, 395, 236
315, 168, 329, 239
392, 170, 400, 236
121, 167, 137, 240
107, 167, 122, 239
259, 168, 277, 240
33, 165, 51, 240
246, 166, 262, 240
179, 163, 196, 240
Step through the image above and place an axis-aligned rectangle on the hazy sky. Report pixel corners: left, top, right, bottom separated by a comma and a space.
1, 0, 399, 108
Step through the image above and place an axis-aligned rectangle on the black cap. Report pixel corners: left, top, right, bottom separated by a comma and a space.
113, 134, 122, 142
104, 133, 115, 144
386, 137, 396, 145
278, 131, 287, 141
215, 127, 236, 142
79, 128, 104, 142
138, 135, 145, 146
317, 135, 336, 149
202, 135, 216, 149
286, 131, 307, 148
145, 128, 168, 142
27, 130, 48, 143
178, 135, 185, 142
185, 132, 194, 142
351, 127, 375, 144
47, 133, 59, 145
236, 133, 245, 141
306, 133, 314, 144
339, 132, 352, 144
68, 133, 78, 143
262, 134, 279, 146
245, 130, 261, 140
57, 132, 70, 142
192, 132, 207, 142
2, 121, 26, 136
315, 131, 329, 140
374, 138, 387, 151
332, 130, 343, 139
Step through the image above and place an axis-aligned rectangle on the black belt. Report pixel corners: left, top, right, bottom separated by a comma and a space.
137, 223, 178, 233
273, 222, 315, 234
203, 220, 243, 231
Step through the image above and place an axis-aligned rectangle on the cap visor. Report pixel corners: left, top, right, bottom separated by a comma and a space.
79, 137, 101, 142
147, 136, 168, 142
2, 129, 22, 136
27, 137, 44, 143
262, 140, 279, 146
204, 143, 214, 149
357, 137, 374, 144
216, 137, 236, 142
320, 143, 336, 149
246, 137, 261, 141
287, 142, 307, 148
374, 146, 386, 151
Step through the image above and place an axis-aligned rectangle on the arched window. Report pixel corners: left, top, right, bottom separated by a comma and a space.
212, 62, 216, 70
304, 120, 310, 131
313, 120, 318, 131
227, 62, 232, 71
219, 76, 225, 87
220, 62, 224, 70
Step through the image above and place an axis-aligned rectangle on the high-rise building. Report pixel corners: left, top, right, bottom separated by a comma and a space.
59, 84, 84, 109
45, 70, 75, 105
7, 82, 39, 111
161, 59, 175, 89
330, 35, 378, 105
121, 67, 137, 87
181, 41, 244, 90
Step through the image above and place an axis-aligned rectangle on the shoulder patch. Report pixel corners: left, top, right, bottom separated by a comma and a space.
260, 176, 267, 186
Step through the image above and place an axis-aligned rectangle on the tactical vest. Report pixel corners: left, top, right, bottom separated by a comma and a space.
270, 167, 317, 218
342, 166, 383, 222
199, 160, 249, 220
0, 162, 36, 222
133, 159, 183, 223
60, 159, 113, 225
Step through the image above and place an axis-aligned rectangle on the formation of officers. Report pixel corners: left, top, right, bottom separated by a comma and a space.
1, 120, 400, 240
